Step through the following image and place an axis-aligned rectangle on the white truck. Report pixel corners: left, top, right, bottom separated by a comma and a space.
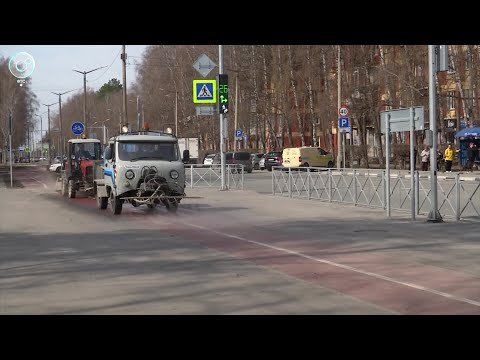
178, 138, 198, 164
94, 130, 190, 215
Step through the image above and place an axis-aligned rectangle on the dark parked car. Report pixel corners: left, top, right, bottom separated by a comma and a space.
264, 151, 283, 171
213, 151, 253, 173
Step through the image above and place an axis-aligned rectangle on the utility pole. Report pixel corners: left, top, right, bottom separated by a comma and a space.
52, 90, 75, 158
42, 102, 57, 165
136, 96, 140, 131
337, 45, 342, 168
34, 114, 42, 160
427, 45, 443, 222
175, 91, 178, 136
121, 45, 128, 127
73, 66, 106, 137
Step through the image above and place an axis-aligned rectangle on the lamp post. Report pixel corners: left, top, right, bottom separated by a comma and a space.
73, 66, 107, 136
34, 114, 42, 159
52, 90, 75, 158
42, 102, 57, 164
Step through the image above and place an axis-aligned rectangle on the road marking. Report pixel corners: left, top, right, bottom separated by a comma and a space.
31, 177, 48, 189
186, 223, 480, 308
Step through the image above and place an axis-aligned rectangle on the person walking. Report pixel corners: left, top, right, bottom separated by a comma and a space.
444, 143, 454, 172
467, 142, 478, 172
421, 145, 430, 171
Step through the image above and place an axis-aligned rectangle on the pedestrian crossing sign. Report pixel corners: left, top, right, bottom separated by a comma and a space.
193, 80, 217, 104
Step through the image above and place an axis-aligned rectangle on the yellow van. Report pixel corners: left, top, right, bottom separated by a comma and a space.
282, 147, 335, 168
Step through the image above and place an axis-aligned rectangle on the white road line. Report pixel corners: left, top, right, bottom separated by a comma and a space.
31, 177, 48, 189
186, 223, 480, 308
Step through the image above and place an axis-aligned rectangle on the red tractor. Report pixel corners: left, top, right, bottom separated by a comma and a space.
61, 139, 103, 198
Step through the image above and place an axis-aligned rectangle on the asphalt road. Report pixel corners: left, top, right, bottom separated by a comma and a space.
0, 165, 389, 314
2, 164, 480, 314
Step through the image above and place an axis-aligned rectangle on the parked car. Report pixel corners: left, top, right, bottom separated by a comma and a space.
264, 151, 283, 171
212, 151, 253, 173
251, 153, 264, 170
203, 154, 215, 166
259, 154, 266, 170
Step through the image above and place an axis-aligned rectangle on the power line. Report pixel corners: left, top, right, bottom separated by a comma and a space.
88, 48, 122, 84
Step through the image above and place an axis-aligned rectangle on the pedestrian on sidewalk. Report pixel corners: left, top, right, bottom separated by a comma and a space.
421, 145, 430, 171
467, 142, 478, 172
444, 143, 454, 172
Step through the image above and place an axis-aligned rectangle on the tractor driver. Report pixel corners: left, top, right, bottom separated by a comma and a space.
75, 143, 91, 159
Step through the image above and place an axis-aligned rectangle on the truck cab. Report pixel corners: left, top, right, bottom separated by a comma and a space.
94, 129, 189, 215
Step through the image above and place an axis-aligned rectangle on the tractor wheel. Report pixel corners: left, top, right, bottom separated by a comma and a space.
110, 192, 123, 215
61, 179, 68, 197
68, 179, 76, 198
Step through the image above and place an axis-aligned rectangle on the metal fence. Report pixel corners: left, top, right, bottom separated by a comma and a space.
272, 167, 480, 221
185, 164, 244, 189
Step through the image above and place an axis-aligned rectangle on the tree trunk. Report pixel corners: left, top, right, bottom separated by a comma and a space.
306, 45, 317, 146
288, 45, 305, 147
277, 46, 292, 147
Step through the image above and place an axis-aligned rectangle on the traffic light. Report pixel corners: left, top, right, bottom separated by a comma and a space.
218, 74, 229, 114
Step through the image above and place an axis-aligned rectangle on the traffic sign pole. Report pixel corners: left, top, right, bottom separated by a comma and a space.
385, 114, 391, 218
336, 46, 342, 169
219, 45, 227, 191
9, 112, 13, 188
410, 107, 416, 221
427, 45, 443, 223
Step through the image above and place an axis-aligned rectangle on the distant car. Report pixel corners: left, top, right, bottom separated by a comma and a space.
259, 155, 266, 170
264, 151, 283, 171
49, 163, 62, 173
54, 156, 65, 163
282, 146, 335, 169
251, 153, 264, 170
203, 154, 215, 166
212, 151, 253, 173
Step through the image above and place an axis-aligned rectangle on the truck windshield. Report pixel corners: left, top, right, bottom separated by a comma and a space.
118, 141, 179, 162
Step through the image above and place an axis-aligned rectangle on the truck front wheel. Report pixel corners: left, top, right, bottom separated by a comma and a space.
110, 192, 123, 215
97, 194, 108, 209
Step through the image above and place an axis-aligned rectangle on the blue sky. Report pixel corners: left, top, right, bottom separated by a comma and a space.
0, 45, 147, 122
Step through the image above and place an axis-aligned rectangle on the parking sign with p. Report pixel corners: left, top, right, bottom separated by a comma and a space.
338, 117, 349, 128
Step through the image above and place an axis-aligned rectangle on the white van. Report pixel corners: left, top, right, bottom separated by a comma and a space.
282, 147, 335, 168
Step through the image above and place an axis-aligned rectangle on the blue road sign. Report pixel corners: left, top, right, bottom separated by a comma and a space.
235, 129, 243, 139
193, 80, 216, 103
71, 122, 85, 135
338, 117, 350, 128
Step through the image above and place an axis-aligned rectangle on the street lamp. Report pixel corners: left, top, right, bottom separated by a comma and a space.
42, 102, 57, 164
73, 66, 107, 136
52, 89, 75, 158
34, 114, 43, 159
